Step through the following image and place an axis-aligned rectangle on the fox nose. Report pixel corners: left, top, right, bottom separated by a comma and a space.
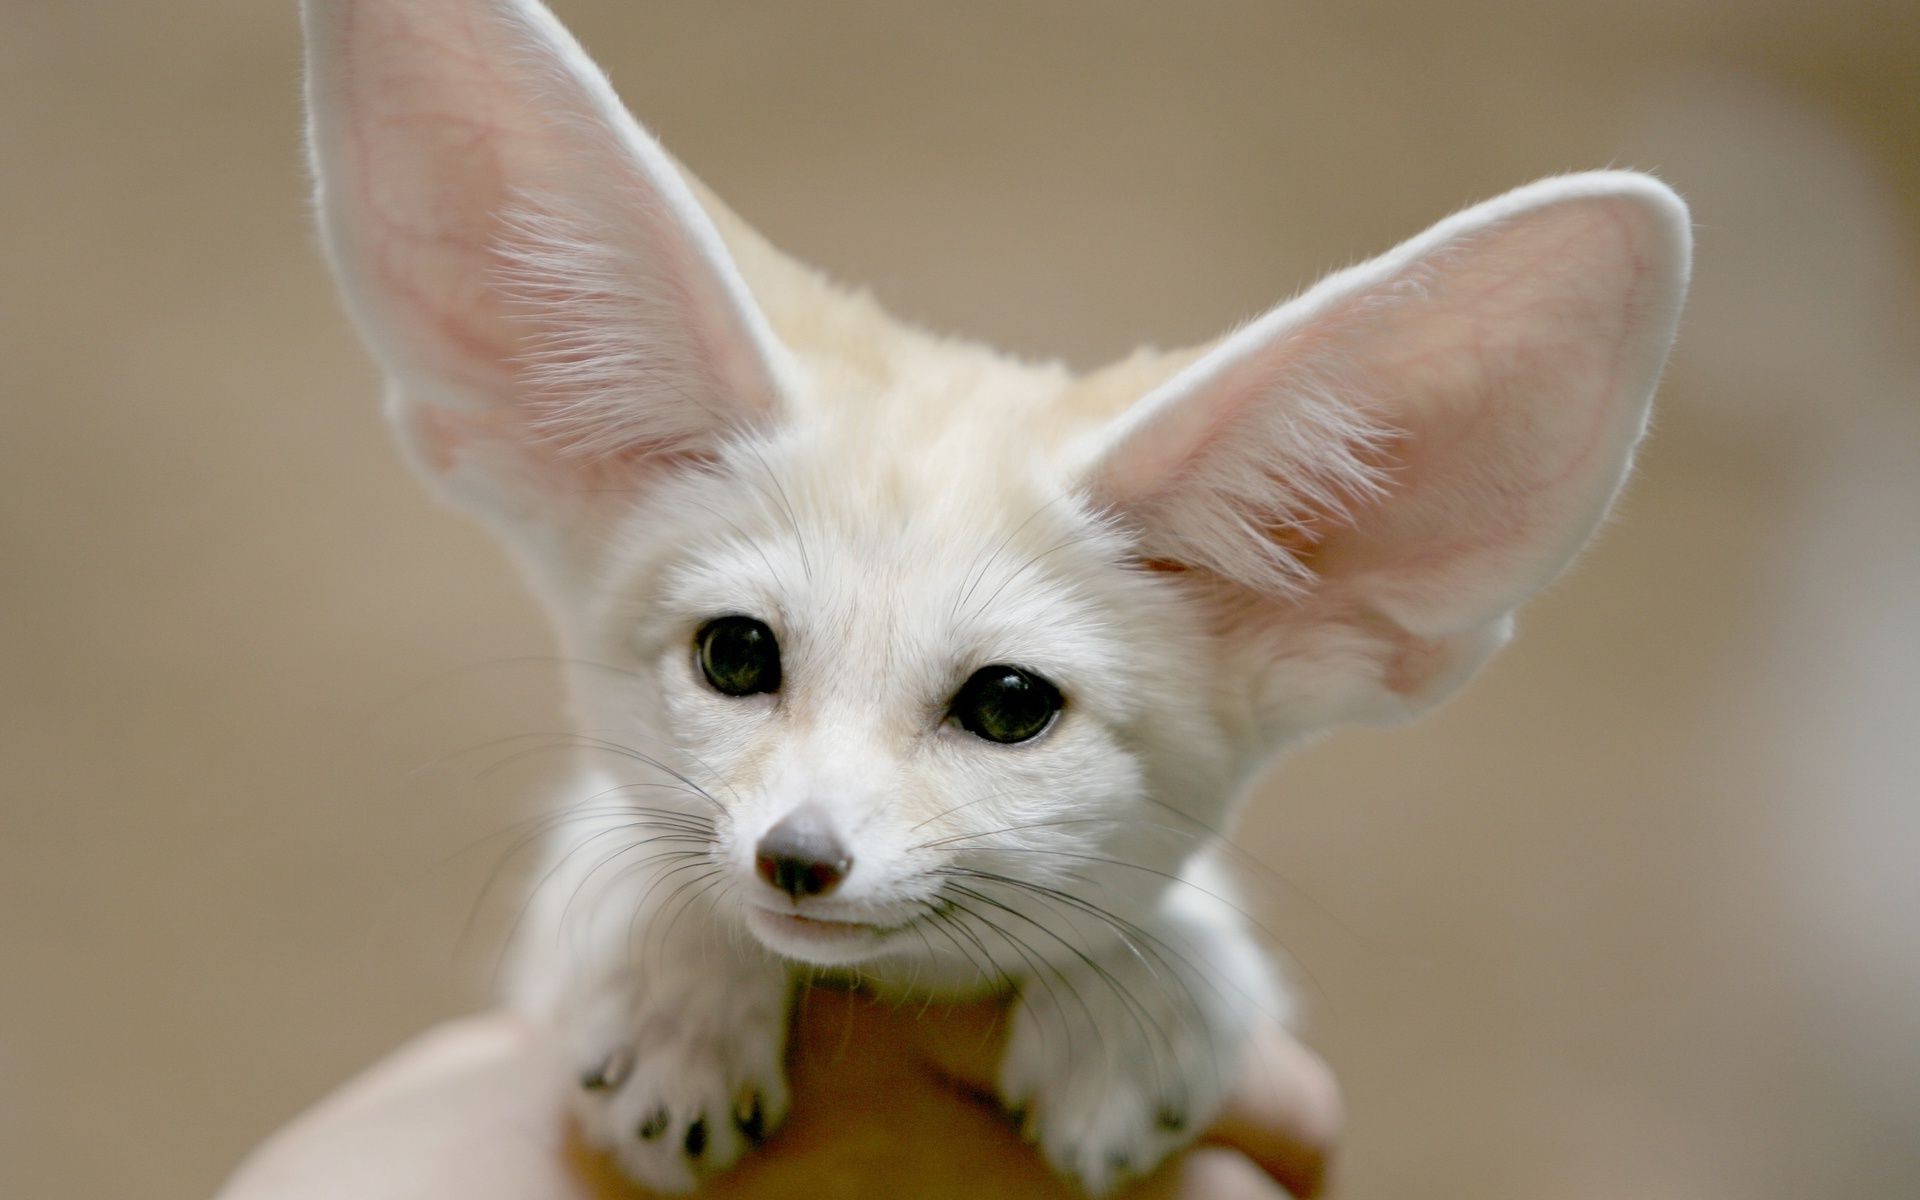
754, 806, 851, 899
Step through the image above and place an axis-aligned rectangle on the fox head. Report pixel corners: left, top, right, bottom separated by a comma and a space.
303, 0, 1688, 968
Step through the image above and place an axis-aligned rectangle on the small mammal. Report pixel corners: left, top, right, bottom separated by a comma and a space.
301, 0, 1689, 1192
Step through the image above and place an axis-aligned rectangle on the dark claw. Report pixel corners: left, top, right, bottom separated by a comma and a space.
735, 1092, 766, 1145
1156, 1106, 1187, 1132
1106, 1150, 1133, 1179
636, 1107, 670, 1140
684, 1117, 708, 1158
580, 1047, 633, 1092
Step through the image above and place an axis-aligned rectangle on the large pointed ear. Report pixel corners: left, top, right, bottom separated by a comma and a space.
1083, 173, 1691, 731
301, 0, 796, 546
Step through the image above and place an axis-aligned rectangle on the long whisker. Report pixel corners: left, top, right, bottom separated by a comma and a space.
740, 439, 813, 584
489, 827, 707, 990
965, 529, 1089, 624
652, 868, 731, 970
545, 832, 708, 950
945, 865, 1286, 1030
921, 825, 1333, 991
902, 789, 1030, 836
943, 881, 1179, 1093
951, 495, 1062, 622
419, 724, 736, 812
944, 875, 1224, 1109
626, 864, 721, 976
933, 895, 1082, 1074
452, 799, 714, 955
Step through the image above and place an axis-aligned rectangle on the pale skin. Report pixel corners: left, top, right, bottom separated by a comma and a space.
218, 987, 1339, 1200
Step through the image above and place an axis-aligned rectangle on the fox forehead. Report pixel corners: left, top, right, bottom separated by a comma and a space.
605, 407, 1167, 727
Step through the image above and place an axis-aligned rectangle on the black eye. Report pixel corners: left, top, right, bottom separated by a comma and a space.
696, 616, 782, 697
951, 666, 1063, 745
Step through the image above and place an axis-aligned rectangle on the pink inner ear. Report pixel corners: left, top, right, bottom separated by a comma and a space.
1090, 178, 1684, 697
310, 0, 793, 508
409, 402, 717, 498
1311, 197, 1661, 635
331, 0, 546, 400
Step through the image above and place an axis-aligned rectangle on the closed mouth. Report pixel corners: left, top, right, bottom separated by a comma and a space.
742, 903, 927, 950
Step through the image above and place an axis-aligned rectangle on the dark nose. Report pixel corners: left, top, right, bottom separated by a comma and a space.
754, 806, 851, 899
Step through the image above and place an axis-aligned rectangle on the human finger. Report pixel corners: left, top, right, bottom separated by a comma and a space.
1198, 1025, 1342, 1198
907, 995, 1338, 1198
214, 1013, 585, 1200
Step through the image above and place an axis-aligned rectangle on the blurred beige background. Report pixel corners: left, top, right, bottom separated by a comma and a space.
4, 1, 1918, 1197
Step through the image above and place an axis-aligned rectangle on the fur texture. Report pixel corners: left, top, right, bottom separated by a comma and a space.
301, 0, 1690, 1192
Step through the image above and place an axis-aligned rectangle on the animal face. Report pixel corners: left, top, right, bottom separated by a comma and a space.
302, 0, 1689, 974
301, 4, 1689, 1189
555, 390, 1239, 968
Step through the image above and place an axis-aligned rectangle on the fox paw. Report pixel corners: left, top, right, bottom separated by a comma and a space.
564, 965, 791, 1193
998, 974, 1238, 1195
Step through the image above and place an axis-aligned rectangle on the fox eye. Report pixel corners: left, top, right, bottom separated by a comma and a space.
696, 616, 782, 697
951, 666, 1062, 744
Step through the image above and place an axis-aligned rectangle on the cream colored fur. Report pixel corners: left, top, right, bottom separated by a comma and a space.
301, 0, 1690, 1193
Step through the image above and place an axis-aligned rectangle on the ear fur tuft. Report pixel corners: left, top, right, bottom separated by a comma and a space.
1091, 352, 1399, 595
302, 0, 795, 534
1084, 171, 1691, 726
493, 194, 768, 462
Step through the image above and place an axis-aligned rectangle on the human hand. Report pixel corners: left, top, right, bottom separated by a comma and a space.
218, 987, 1339, 1199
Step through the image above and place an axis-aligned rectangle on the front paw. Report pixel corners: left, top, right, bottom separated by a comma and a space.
563, 960, 792, 1193
997, 969, 1245, 1195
